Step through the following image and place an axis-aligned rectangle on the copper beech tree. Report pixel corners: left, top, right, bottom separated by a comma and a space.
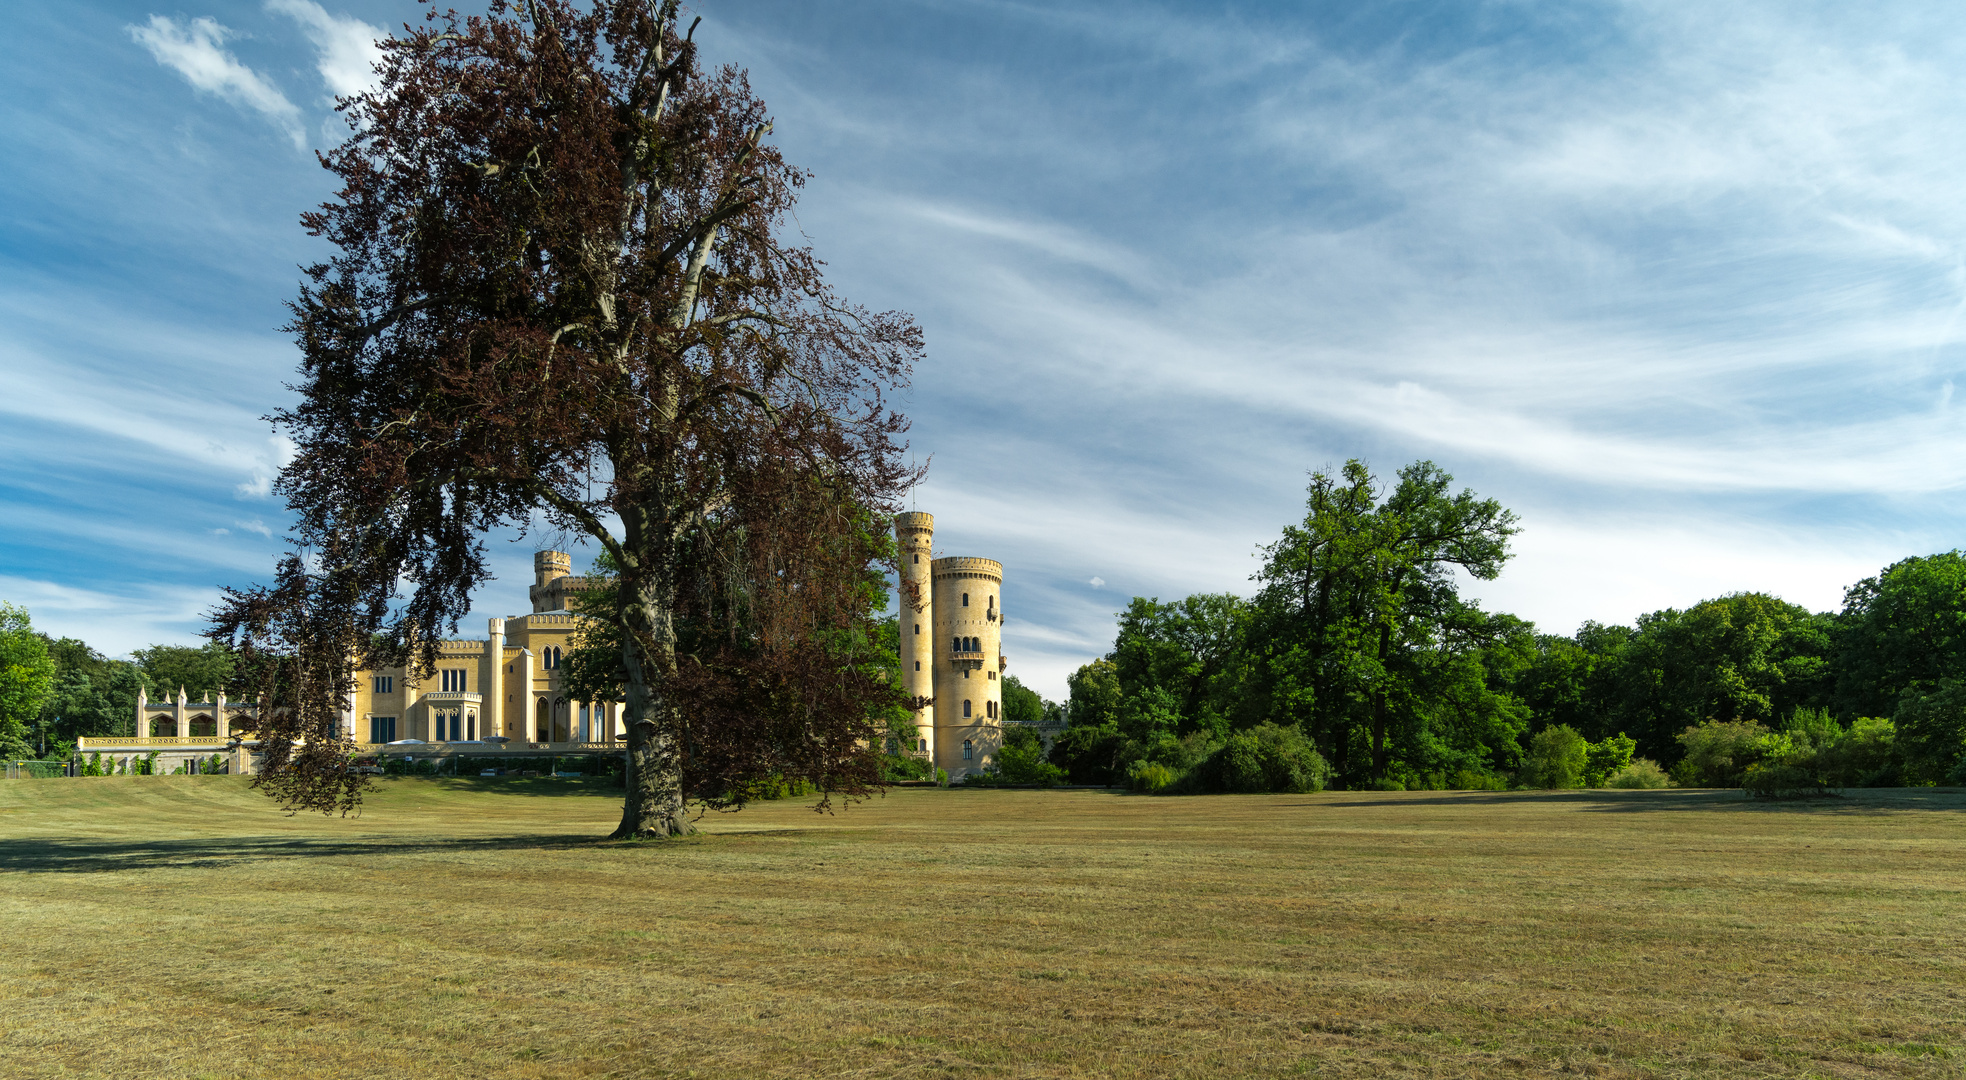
211, 0, 922, 836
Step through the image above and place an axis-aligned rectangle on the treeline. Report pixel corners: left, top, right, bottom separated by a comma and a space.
1042, 460, 1966, 793
0, 603, 240, 759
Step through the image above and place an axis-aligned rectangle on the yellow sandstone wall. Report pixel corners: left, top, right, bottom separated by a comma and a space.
894, 512, 936, 757
931, 555, 1004, 776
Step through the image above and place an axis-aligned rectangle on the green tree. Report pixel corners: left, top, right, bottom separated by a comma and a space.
1248, 459, 1521, 786
1065, 658, 1122, 730
1582, 732, 1636, 787
1519, 724, 1588, 789
1110, 593, 1246, 736
0, 605, 57, 759
1835, 552, 1966, 718
1599, 594, 1831, 763
1673, 719, 1771, 787
1889, 681, 1966, 782
1000, 674, 1047, 727
133, 643, 237, 703
26, 637, 146, 751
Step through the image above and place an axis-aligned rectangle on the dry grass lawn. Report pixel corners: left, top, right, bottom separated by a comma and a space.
1, 776, 1962, 1079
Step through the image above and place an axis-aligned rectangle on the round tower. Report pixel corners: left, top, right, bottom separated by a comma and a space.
894, 513, 936, 760
931, 555, 1004, 778
531, 550, 573, 613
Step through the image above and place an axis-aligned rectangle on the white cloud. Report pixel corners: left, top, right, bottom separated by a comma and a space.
128, 15, 303, 148
264, 0, 384, 101
234, 518, 274, 538
1088, 576, 1105, 587
0, 576, 221, 658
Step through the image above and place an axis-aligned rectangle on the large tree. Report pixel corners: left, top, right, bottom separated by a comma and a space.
213, 0, 921, 835
1249, 460, 1521, 785
0, 605, 56, 759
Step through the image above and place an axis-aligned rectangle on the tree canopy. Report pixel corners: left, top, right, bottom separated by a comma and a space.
212, 0, 921, 831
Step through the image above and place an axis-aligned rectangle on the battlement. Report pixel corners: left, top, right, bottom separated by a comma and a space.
894, 512, 934, 533
931, 556, 1002, 580
534, 550, 572, 586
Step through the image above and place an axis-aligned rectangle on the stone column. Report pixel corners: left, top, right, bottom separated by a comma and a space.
486, 618, 506, 739
175, 687, 187, 740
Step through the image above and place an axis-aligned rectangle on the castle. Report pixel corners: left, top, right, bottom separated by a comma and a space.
895, 512, 1005, 778
114, 551, 616, 769
96, 514, 1006, 779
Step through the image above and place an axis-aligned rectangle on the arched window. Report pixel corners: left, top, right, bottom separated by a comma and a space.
950, 637, 960, 653
962, 592, 969, 607
536, 697, 550, 743
963, 739, 974, 760
913, 623, 920, 635
987, 701, 996, 719
963, 699, 972, 718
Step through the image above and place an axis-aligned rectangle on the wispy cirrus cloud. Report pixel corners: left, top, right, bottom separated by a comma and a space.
264, 0, 384, 101
128, 14, 303, 148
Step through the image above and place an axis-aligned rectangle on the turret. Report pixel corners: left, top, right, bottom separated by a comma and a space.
894, 513, 936, 762
931, 555, 1004, 777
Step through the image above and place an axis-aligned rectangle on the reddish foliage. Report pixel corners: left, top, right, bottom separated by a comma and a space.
211, 1, 922, 833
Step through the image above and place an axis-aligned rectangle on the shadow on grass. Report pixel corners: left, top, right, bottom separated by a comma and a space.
375, 775, 627, 798
1303, 788, 1966, 813
0, 831, 658, 874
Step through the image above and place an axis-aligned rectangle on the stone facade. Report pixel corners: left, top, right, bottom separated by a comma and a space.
895, 513, 1005, 779
112, 550, 622, 756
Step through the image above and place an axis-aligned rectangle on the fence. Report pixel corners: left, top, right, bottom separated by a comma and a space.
7, 760, 78, 779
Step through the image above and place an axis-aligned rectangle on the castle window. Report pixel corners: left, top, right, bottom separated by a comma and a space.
988, 670, 996, 680
913, 623, 920, 635
963, 699, 972, 718
918, 738, 927, 752
368, 716, 396, 743
373, 675, 393, 694
914, 661, 920, 671
963, 739, 973, 760
962, 593, 969, 607
913, 554, 919, 564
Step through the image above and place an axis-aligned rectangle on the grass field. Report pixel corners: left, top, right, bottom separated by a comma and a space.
1, 778, 1962, 1079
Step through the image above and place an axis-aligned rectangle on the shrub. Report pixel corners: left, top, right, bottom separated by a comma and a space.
977, 740, 1065, 787
1821, 716, 1898, 787
1674, 719, 1771, 787
1741, 761, 1835, 799
1449, 768, 1509, 790
1125, 759, 1179, 793
880, 753, 933, 782
1190, 724, 1328, 794
1519, 725, 1588, 789
1048, 725, 1124, 786
1583, 733, 1636, 788
1607, 758, 1670, 789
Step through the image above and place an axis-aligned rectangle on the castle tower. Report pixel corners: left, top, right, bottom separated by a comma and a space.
894, 513, 936, 759
530, 550, 574, 612
930, 554, 1004, 777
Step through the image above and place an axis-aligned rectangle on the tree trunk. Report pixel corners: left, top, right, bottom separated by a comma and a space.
611, 573, 696, 839
1370, 621, 1393, 781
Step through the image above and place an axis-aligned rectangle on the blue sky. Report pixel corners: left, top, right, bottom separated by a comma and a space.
4, 1, 1964, 699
